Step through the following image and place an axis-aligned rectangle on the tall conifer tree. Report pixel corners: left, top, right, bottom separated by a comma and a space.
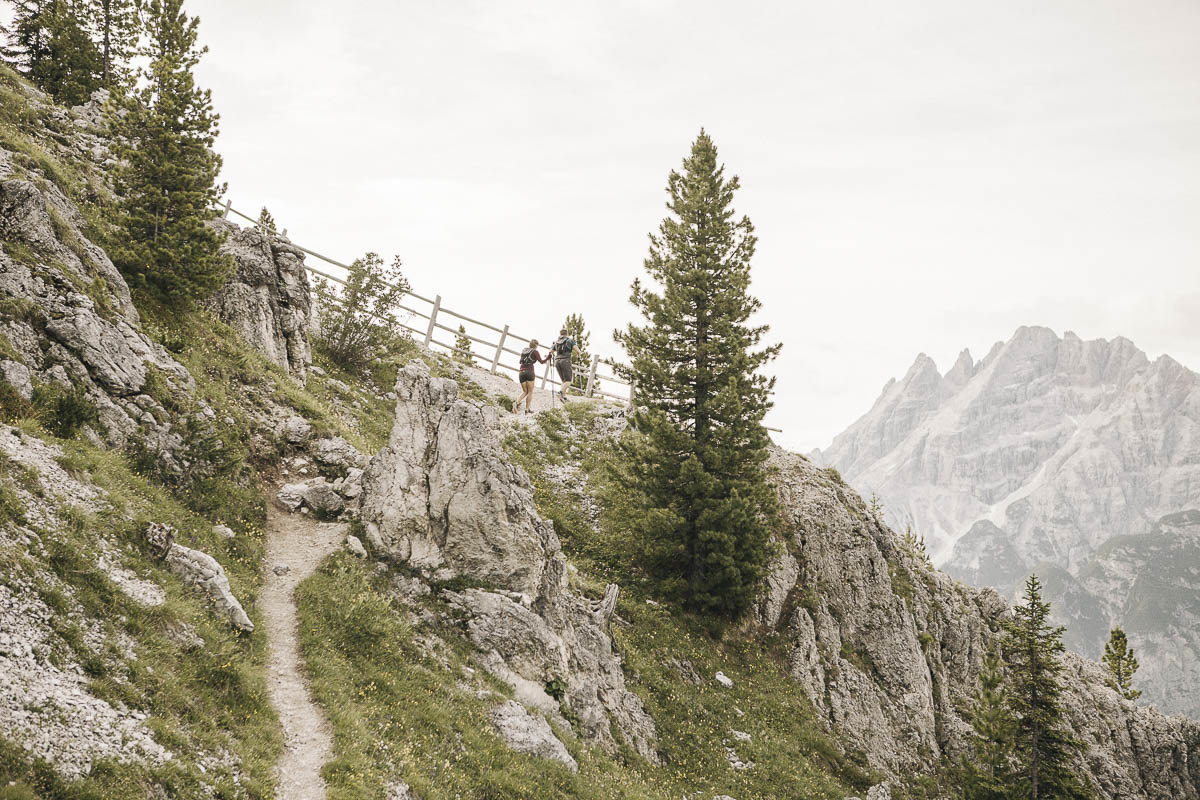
86, 0, 140, 88
2, 1, 50, 73
1003, 575, 1093, 800
5, 0, 103, 104
110, 0, 230, 309
957, 649, 1015, 800
1102, 626, 1141, 701
614, 130, 780, 618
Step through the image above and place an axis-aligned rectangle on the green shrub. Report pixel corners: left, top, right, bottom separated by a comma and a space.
0, 381, 34, 424
32, 382, 99, 438
312, 252, 411, 375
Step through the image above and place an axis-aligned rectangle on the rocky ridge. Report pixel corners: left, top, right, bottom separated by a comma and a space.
761, 449, 1199, 797
813, 326, 1200, 717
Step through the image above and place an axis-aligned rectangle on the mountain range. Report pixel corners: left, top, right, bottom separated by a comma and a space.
812, 325, 1200, 718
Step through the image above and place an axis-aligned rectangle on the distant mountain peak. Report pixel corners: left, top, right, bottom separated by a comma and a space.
814, 325, 1200, 718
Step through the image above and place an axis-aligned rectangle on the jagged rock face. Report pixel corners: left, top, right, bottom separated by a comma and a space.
0, 167, 194, 474
360, 362, 658, 761
210, 220, 312, 379
814, 326, 1200, 717
764, 450, 1200, 799
361, 363, 565, 602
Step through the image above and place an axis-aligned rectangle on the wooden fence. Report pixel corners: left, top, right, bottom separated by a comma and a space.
220, 201, 782, 431
221, 202, 636, 405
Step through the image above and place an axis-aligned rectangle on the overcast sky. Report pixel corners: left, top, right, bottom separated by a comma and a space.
183, 0, 1200, 451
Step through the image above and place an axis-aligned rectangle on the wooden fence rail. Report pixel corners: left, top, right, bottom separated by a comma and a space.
220, 200, 781, 429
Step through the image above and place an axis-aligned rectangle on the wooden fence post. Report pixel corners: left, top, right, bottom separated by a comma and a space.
222, 199, 231, 218
627, 378, 636, 411
540, 358, 552, 390
491, 324, 508, 374
424, 295, 441, 349
585, 355, 598, 397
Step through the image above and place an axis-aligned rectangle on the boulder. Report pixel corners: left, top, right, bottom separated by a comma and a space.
361, 363, 563, 601
0, 359, 32, 400
345, 535, 367, 558
282, 415, 313, 445
277, 478, 344, 517
488, 700, 577, 772
152, 530, 253, 632
313, 436, 366, 471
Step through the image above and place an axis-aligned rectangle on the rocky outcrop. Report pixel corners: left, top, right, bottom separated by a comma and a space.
145, 522, 254, 631
211, 220, 312, 380
814, 326, 1200, 717
360, 362, 658, 761
763, 449, 1200, 799
1, 128, 195, 476
361, 364, 564, 601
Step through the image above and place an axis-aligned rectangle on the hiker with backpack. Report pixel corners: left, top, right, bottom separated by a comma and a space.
513, 338, 550, 415
550, 328, 579, 402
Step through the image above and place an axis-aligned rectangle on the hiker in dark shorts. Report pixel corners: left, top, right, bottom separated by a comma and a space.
550, 328, 579, 402
513, 338, 549, 414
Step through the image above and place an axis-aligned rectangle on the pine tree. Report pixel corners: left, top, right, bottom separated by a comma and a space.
453, 324, 474, 366
36, 1, 103, 105
868, 492, 884, 518
901, 523, 930, 564
85, 0, 140, 88
613, 130, 781, 619
562, 312, 592, 392
110, 0, 231, 310
1003, 575, 1093, 800
312, 252, 410, 374
5, 1, 103, 105
957, 649, 1016, 800
1102, 626, 1141, 701
257, 206, 277, 232
2, 1, 51, 74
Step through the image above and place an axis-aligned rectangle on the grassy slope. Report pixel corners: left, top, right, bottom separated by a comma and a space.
0, 301, 407, 800
295, 401, 871, 800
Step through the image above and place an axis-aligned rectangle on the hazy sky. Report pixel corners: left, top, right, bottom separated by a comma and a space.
183, 0, 1200, 450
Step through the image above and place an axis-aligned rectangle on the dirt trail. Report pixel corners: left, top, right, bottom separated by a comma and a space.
261, 503, 345, 800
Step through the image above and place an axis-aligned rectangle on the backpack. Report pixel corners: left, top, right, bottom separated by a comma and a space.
554, 336, 575, 357
520, 348, 538, 367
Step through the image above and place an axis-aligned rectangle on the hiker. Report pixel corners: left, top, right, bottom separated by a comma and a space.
513, 338, 550, 415
550, 328, 579, 402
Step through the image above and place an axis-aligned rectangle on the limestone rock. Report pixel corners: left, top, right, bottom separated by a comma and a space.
313, 435, 366, 471
361, 362, 563, 600
345, 535, 367, 558
0, 359, 32, 400
0, 174, 194, 477
488, 700, 577, 772
211, 220, 312, 379
282, 415, 313, 445
277, 478, 344, 517
361, 362, 657, 760
761, 449, 1200, 797
161, 540, 253, 632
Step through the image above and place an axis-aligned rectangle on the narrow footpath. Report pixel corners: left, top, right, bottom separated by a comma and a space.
261, 503, 345, 800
